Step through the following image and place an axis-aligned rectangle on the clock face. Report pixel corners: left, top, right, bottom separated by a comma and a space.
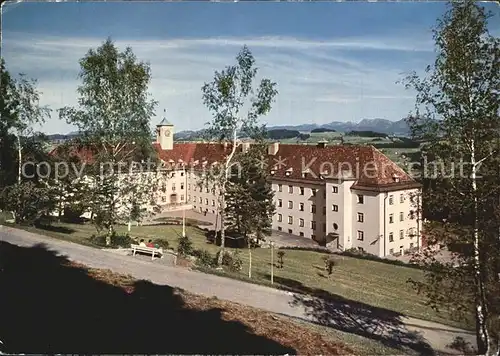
164, 130, 171, 137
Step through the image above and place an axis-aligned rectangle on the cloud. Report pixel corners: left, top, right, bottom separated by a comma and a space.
3, 32, 431, 134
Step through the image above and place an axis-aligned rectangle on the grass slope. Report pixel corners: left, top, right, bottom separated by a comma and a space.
12, 221, 470, 329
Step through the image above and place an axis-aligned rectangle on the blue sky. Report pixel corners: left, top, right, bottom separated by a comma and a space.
3, 1, 499, 134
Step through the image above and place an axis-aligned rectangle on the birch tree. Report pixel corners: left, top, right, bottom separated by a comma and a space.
403, 1, 500, 354
201, 46, 278, 265
59, 38, 159, 244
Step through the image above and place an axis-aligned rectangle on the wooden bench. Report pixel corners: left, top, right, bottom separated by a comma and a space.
131, 244, 164, 260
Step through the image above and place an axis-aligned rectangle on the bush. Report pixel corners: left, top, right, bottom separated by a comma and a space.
323, 256, 336, 275
89, 231, 133, 248
193, 249, 215, 268
215, 250, 242, 272
278, 246, 330, 254
337, 249, 423, 270
277, 251, 285, 268
152, 238, 169, 249
61, 204, 85, 223
177, 235, 193, 256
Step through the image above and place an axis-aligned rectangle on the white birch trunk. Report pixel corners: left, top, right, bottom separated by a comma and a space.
471, 138, 491, 354
217, 128, 240, 266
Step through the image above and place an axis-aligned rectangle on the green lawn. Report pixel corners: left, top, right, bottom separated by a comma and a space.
13, 220, 470, 329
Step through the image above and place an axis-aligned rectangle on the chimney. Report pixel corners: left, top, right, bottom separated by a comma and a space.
268, 142, 279, 155
317, 140, 328, 149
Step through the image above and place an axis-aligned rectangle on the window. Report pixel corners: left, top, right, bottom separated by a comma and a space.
188, 184, 191, 190
300, 187, 304, 195
288, 201, 293, 209
278, 227, 282, 231
180, 171, 184, 177
199, 207, 203, 212
193, 186, 197, 192
278, 184, 282, 192
180, 183, 184, 190
211, 188, 215, 194
332, 186, 338, 193
389, 214, 394, 224
277, 214, 282, 222
212, 200, 215, 206
322, 206, 326, 215
161, 196, 166, 202
288, 216, 293, 224
409, 228, 416, 238
357, 194, 364, 204
193, 195, 196, 202
333, 223, 338, 230
311, 188, 317, 197
357, 231, 364, 241
288, 229, 293, 234
205, 198, 208, 205
299, 232, 304, 237
399, 230, 404, 239
357, 212, 364, 222
288, 185, 293, 194
311, 221, 316, 230
332, 204, 338, 212
389, 232, 394, 242
212, 210, 215, 214
311, 204, 316, 214
410, 210, 416, 219
399, 212, 404, 222
389, 248, 394, 254
181, 195, 184, 201
299, 203, 304, 211
400, 194, 404, 203
299, 218, 304, 227
389, 195, 394, 205
278, 199, 283, 207
188, 195, 191, 202
199, 197, 202, 203
410, 243, 414, 249
172, 183, 176, 191
311, 234, 316, 240
323, 223, 326, 233
205, 187, 209, 193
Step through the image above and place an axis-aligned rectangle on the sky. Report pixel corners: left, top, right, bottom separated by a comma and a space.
2, 1, 499, 135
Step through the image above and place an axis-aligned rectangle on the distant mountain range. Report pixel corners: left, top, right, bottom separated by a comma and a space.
174, 118, 410, 140
47, 118, 410, 142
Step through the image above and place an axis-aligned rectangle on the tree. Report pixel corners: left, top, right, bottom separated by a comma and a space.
0, 59, 52, 223
59, 38, 160, 244
225, 142, 276, 278
201, 45, 278, 266
402, 1, 500, 354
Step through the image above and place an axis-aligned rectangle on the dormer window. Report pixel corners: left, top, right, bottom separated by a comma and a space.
285, 168, 293, 177
301, 168, 310, 178
393, 174, 400, 183
270, 169, 276, 175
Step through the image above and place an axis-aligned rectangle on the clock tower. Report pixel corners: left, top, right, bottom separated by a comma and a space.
156, 110, 174, 150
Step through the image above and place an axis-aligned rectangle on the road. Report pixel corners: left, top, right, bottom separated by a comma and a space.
0, 225, 476, 355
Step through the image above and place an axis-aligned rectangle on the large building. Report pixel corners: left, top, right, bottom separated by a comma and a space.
154, 118, 422, 258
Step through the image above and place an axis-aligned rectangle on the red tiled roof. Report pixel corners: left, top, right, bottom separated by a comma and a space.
53, 140, 419, 191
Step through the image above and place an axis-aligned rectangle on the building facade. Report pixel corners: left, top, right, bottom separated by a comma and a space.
154, 119, 422, 258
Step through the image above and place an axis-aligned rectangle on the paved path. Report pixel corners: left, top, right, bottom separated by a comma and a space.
0, 225, 476, 355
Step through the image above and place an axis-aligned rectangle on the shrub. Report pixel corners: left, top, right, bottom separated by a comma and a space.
278, 246, 330, 254
323, 256, 336, 275
89, 231, 133, 248
193, 249, 215, 268
177, 235, 193, 256
214, 250, 242, 271
152, 238, 169, 249
277, 251, 285, 268
229, 250, 243, 272
61, 204, 85, 223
